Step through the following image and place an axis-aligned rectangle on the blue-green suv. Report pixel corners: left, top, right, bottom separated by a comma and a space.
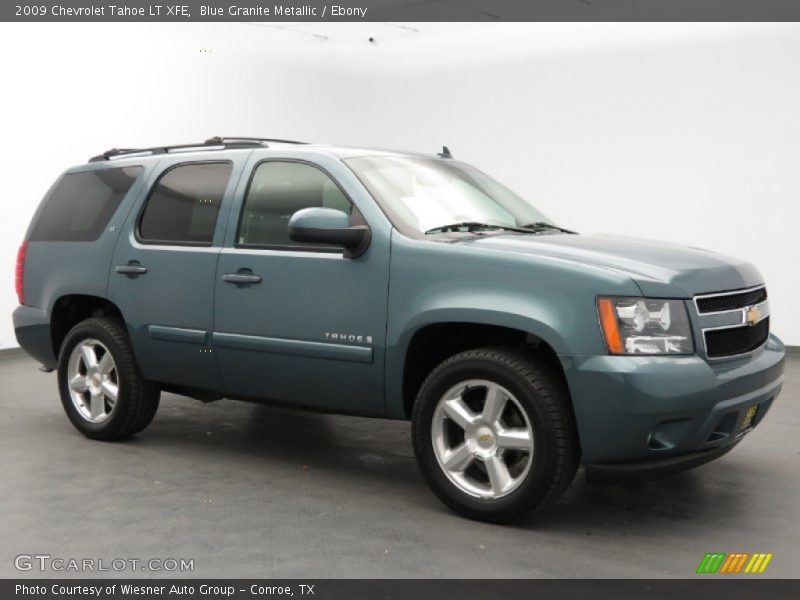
13, 137, 785, 521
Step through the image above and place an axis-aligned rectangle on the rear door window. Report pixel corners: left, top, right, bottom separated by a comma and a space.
29, 166, 143, 242
138, 162, 233, 245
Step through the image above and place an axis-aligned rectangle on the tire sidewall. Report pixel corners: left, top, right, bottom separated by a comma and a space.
413, 353, 561, 520
57, 320, 134, 437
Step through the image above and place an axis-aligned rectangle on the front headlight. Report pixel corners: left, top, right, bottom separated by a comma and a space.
597, 297, 694, 355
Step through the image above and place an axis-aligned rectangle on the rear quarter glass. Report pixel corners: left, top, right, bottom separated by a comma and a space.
28, 166, 143, 242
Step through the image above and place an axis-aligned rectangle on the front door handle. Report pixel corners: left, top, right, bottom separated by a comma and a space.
115, 262, 148, 276
223, 272, 262, 284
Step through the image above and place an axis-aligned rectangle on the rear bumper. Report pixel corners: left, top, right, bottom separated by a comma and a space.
561, 333, 785, 475
12, 304, 55, 368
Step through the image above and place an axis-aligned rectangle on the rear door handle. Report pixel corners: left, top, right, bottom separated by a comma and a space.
223, 272, 262, 284
115, 263, 148, 275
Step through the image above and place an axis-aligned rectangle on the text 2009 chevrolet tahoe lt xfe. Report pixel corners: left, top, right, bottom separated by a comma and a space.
13, 137, 785, 522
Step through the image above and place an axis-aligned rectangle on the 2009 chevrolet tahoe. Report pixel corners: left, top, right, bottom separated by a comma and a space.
13, 136, 785, 522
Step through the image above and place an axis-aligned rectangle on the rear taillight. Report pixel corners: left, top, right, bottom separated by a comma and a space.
15, 241, 28, 305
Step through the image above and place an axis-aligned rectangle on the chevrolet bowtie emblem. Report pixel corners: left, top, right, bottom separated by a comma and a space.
745, 305, 762, 326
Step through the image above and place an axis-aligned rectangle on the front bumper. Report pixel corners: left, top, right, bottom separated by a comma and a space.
584, 440, 741, 483
561, 333, 785, 480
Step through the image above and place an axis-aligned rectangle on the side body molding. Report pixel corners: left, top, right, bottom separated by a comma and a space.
212, 332, 373, 364
148, 325, 208, 345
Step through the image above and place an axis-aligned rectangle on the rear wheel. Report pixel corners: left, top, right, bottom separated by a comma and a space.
57, 317, 160, 440
412, 347, 579, 522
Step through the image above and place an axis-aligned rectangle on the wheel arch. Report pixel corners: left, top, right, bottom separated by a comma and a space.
391, 311, 572, 420
49, 294, 125, 360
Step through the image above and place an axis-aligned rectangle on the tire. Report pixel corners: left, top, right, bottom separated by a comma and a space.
57, 317, 160, 440
412, 347, 580, 522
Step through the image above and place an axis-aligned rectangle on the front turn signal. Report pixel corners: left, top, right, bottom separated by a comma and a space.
597, 297, 624, 354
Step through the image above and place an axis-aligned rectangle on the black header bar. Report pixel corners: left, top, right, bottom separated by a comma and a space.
4, 0, 800, 22
4, 579, 800, 600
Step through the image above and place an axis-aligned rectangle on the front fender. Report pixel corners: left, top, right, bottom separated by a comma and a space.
396, 305, 572, 354
383, 232, 641, 418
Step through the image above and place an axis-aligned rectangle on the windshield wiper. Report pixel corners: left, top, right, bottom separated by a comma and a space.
519, 221, 576, 234
426, 221, 576, 236
425, 222, 535, 235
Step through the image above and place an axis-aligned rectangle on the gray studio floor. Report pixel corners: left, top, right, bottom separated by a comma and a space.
1, 351, 798, 579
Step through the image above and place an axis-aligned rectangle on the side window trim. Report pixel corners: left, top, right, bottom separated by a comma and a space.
135, 160, 233, 247
234, 158, 366, 253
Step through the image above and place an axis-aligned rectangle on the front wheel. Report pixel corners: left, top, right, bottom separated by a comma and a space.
412, 348, 579, 522
57, 317, 160, 440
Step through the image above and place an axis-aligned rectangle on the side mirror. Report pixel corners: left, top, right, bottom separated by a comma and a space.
287, 207, 370, 258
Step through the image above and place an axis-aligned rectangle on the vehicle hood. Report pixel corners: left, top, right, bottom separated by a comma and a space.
467, 233, 763, 297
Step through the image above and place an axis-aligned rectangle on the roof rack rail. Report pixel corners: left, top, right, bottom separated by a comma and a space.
204, 136, 307, 145
89, 136, 307, 162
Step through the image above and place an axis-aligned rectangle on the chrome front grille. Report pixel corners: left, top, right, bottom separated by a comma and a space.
695, 286, 767, 314
694, 286, 770, 359
705, 317, 770, 358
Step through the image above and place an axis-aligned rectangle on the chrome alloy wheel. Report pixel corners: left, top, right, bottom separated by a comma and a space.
431, 379, 534, 499
67, 339, 119, 423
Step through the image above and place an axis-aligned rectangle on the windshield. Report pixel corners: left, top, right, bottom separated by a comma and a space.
344, 156, 553, 236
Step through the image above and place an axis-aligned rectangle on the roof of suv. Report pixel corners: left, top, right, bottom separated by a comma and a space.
87, 136, 446, 164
